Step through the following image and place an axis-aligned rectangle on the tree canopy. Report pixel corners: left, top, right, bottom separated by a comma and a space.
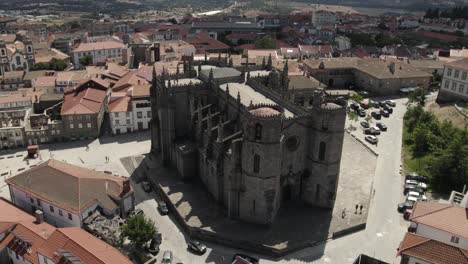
121, 214, 156, 249
79, 55, 93, 66
31, 58, 68, 71
255, 35, 276, 49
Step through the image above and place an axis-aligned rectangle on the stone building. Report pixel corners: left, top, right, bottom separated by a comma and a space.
303, 58, 432, 95
149, 63, 347, 225
437, 58, 468, 102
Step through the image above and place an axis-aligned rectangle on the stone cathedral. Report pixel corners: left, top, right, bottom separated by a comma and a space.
149, 63, 347, 225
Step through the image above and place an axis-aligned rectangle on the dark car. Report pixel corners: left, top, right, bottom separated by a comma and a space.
350, 103, 360, 111
379, 109, 390, 117
378, 101, 387, 107
360, 121, 370, 129
382, 105, 393, 114
397, 201, 415, 213
376, 122, 387, 131
232, 254, 260, 264
358, 109, 366, 117
158, 201, 169, 215
405, 172, 429, 183
358, 91, 369, 98
404, 183, 423, 195
147, 236, 160, 255
130, 208, 144, 216
371, 111, 381, 120
370, 101, 380, 108
142, 181, 152, 193
187, 240, 207, 255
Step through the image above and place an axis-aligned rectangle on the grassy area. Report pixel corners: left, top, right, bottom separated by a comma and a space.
402, 126, 430, 176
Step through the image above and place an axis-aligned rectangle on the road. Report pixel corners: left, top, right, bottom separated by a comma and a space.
133, 97, 410, 264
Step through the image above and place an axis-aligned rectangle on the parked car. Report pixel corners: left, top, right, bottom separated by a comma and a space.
148, 236, 160, 255
365, 135, 379, 144
369, 126, 381, 135
405, 180, 419, 186
370, 101, 380, 108
404, 184, 426, 195
406, 196, 418, 203
158, 201, 169, 215
376, 122, 387, 131
418, 182, 428, 190
379, 109, 390, 117
405, 172, 429, 183
408, 191, 427, 202
232, 254, 260, 264
350, 103, 360, 111
187, 240, 207, 255
358, 91, 369, 98
142, 181, 152, 193
358, 109, 366, 117
403, 209, 413, 220
130, 208, 144, 216
385, 100, 396, 107
382, 105, 393, 114
360, 121, 370, 129
360, 100, 370, 109
161, 251, 173, 264
397, 201, 415, 213
378, 101, 387, 107
371, 111, 381, 120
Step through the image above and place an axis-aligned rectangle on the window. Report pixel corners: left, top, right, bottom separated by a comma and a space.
450, 236, 460, 244
452, 82, 457, 91
68, 213, 72, 221
454, 70, 460, 78
78, 123, 82, 128
51, 130, 55, 135
56, 130, 61, 134
59, 209, 63, 216
137, 112, 142, 118
459, 84, 465, 93
147, 111, 151, 118
87, 123, 91, 128
444, 80, 450, 89
253, 154, 260, 173
115, 120, 120, 125
49, 205, 54, 213
68, 116, 73, 121
319, 142, 326, 161
0, 49, 5, 56
255, 123, 262, 140
86, 115, 91, 121
30, 197, 34, 204
253, 200, 256, 213
462, 71, 467, 80
15, 56, 21, 65
126, 112, 130, 117
114, 112, 119, 117
126, 119, 131, 125
37, 199, 41, 207
447, 68, 452, 76
69, 124, 74, 129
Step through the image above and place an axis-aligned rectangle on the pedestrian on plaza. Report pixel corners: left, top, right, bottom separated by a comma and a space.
342, 208, 346, 219
355, 204, 358, 214
360, 204, 364, 214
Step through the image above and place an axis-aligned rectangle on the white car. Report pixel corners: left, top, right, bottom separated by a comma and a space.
365, 135, 378, 144
406, 180, 419, 185
406, 196, 418, 203
407, 191, 428, 201
418, 182, 428, 190
371, 126, 380, 132
385, 100, 396, 107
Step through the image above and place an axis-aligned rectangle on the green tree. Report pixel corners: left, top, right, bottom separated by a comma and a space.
121, 214, 156, 250
412, 124, 433, 154
348, 112, 358, 130
350, 93, 364, 103
255, 35, 276, 49
408, 88, 427, 106
79, 55, 93, 66
429, 129, 468, 193
49, 58, 68, 71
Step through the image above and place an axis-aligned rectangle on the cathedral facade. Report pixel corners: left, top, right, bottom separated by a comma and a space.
150, 64, 347, 225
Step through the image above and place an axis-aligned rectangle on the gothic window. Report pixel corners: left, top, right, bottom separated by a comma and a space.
255, 123, 262, 140
253, 154, 260, 173
319, 142, 326, 161
15, 56, 21, 65
0, 49, 5, 56
27, 46, 32, 53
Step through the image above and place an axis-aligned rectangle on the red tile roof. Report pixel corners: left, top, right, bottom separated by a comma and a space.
410, 202, 468, 238
6, 159, 132, 214
399, 232, 468, 264
108, 95, 130, 113
61, 80, 108, 115
186, 34, 229, 53
73, 41, 125, 53
0, 198, 132, 264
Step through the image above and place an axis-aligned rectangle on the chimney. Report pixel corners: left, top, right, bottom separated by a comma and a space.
122, 179, 131, 195
35, 210, 44, 224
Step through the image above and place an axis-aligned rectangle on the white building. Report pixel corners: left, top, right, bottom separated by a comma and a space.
6, 159, 135, 228
312, 10, 336, 27
335, 36, 351, 51
398, 193, 468, 264
72, 40, 126, 68
438, 58, 468, 102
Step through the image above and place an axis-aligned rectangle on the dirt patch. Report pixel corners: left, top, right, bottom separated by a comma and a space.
425, 102, 467, 129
